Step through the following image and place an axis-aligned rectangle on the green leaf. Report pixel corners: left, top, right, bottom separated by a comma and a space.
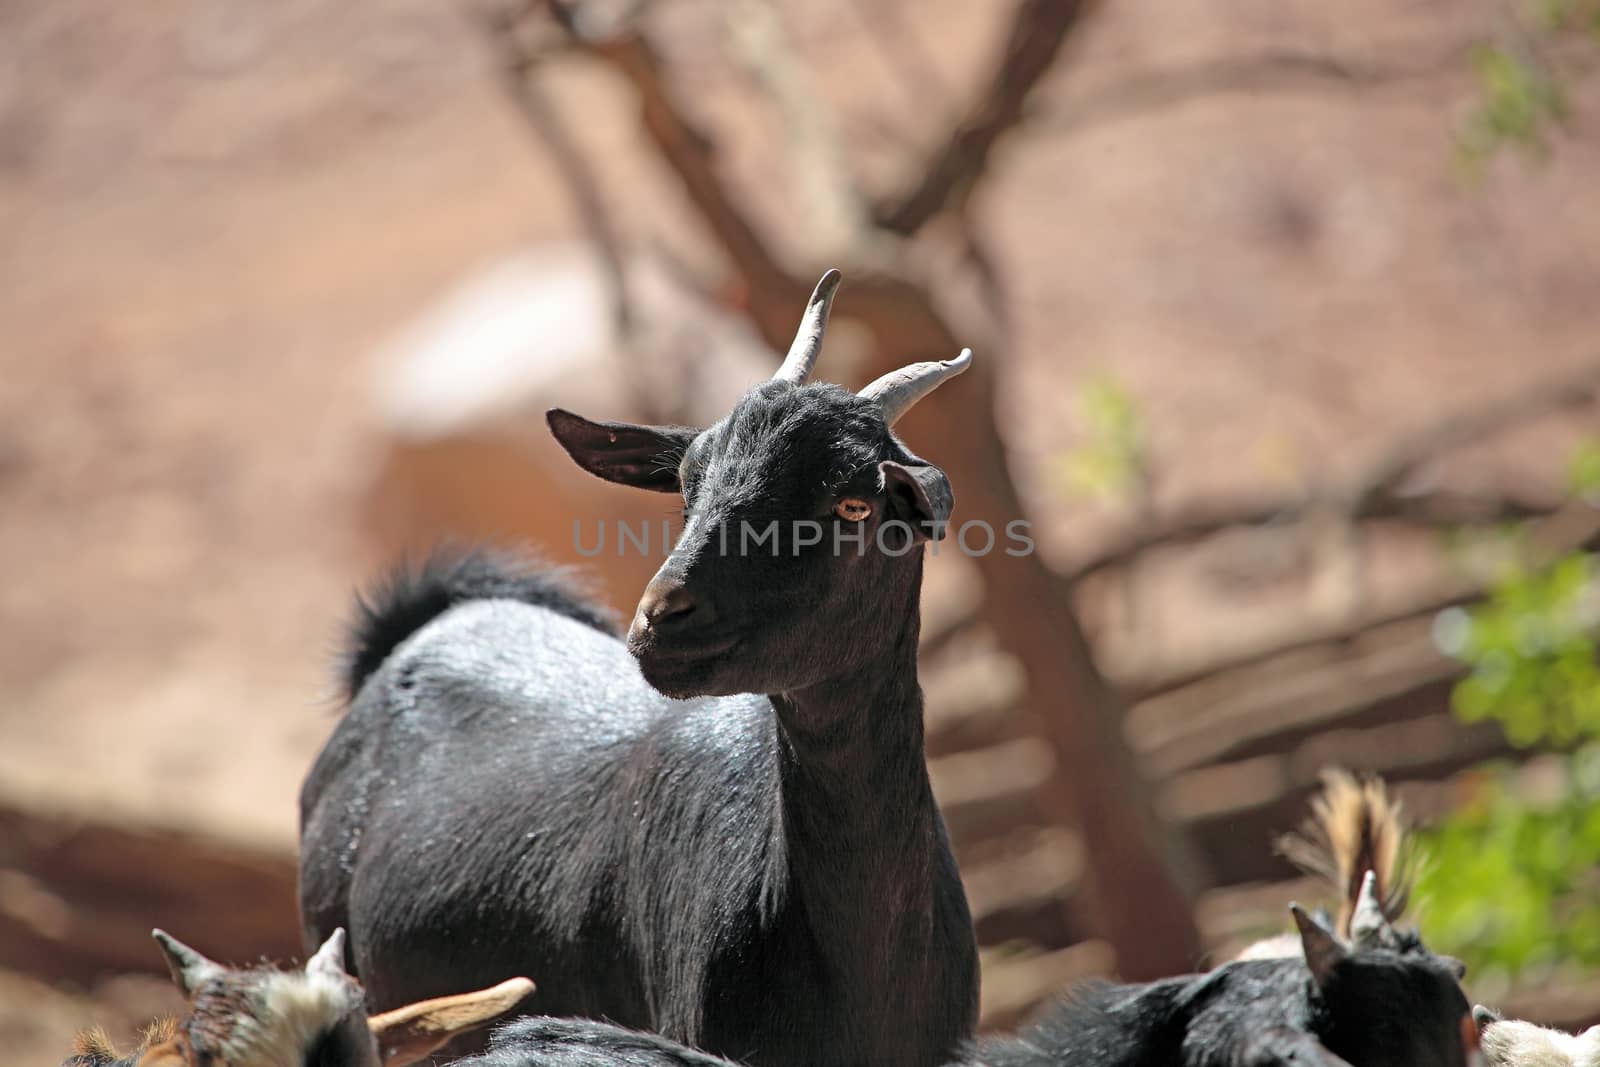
1055, 375, 1148, 503
1569, 439, 1600, 501
1458, 43, 1567, 164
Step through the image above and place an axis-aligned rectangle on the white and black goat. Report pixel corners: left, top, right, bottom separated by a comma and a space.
61, 928, 531, 1067
297, 271, 980, 1067
1472, 1006, 1600, 1067
452, 882, 1478, 1066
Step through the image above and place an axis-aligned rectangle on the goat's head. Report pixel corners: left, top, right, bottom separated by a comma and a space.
549, 270, 971, 698
63, 928, 533, 1067
1288, 873, 1480, 1067
1473, 1005, 1600, 1067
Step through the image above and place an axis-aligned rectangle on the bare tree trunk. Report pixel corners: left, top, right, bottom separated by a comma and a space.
847, 284, 1206, 980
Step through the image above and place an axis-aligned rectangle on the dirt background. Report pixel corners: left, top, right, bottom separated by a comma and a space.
3, 0, 1599, 1061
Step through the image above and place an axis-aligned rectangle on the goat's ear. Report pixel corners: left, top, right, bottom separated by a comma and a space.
547, 409, 698, 494
1290, 904, 1347, 989
1472, 1005, 1501, 1029
368, 977, 535, 1067
152, 929, 224, 998
304, 927, 348, 980
1239, 1027, 1355, 1065
879, 460, 953, 541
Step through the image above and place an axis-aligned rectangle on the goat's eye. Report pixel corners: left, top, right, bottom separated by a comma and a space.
834, 498, 872, 522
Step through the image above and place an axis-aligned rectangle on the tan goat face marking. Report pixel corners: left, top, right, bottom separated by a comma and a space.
179, 968, 366, 1067
135, 1037, 192, 1067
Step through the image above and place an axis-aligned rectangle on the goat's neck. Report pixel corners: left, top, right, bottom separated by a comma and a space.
769, 581, 937, 978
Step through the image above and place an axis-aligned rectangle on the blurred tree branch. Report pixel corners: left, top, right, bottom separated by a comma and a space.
844, 0, 954, 125
1350, 360, 1600, 510
720, 0, 869, 258
479, 1, 635, 336
1045, 39, 1480, 137
548, 0, 799, 320
1070, 360, 1600, 582
1110, 498, 1600, 718
872, 0, 1100, 234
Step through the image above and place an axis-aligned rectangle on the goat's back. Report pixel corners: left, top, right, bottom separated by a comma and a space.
299, 599, 784, 1043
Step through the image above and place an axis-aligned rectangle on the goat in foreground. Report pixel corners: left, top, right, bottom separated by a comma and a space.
455, 884, 1477, 1067
1472, 1005, 1600, 1067
298, 271, 979, 1067
62, 928, 531, 1067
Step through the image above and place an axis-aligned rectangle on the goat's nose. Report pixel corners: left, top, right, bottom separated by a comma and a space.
634, 576, 715, 636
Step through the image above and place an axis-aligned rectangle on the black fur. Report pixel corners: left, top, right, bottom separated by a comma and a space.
470, 1019, 744, 1067
59, 1052, 127, 1067
299, 374, 978, 1067
968, 949, 1471, 1067
338, 546, 616, 702
456, 947, 1473, 1067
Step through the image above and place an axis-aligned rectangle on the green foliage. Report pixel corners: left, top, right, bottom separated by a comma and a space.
1417, 751, 1600, 977
1455, 0, 1600, 164
1531, 0, 1600, 33
1351, 8, 1600, 976
1442, 551, 1600, 747
1458, 44, 1567, 164
1417, 543, 1600, 977
1057, 376, 1148, 501
1569, 439, 1600, 502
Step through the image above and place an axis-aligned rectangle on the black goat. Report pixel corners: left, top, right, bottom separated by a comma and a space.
967, 905, 1476, 1067
1236, 769, 1412, 963
297, 271, 980, 1067
455, 888, 1478, 1067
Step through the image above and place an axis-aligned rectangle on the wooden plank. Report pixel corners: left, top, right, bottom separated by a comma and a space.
0, 802, 300, 985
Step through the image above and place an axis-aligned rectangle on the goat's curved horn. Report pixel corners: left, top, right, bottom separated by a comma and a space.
858, 347, 973, 427
152, 929, 225, 997
1349, 870, 1392, 949
773, 269, 842, 385
305, 927, 349, 979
